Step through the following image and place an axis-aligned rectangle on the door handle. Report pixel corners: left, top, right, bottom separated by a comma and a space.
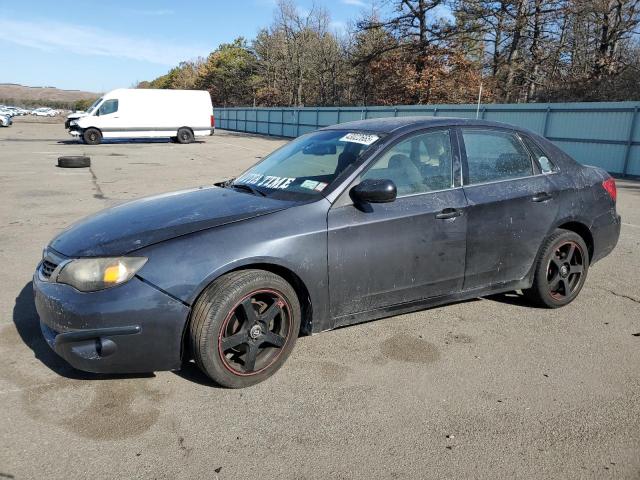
436, 208, 462, 219
532, 192, 552, 202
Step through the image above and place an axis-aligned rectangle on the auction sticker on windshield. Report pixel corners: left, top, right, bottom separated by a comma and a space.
300, 180, 328, 192
339, 133, 379, 145
301, 180, 319, 190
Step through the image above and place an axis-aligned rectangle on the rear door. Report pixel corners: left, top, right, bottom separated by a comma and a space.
459, 127, 559, 290
328, 128, 468, 322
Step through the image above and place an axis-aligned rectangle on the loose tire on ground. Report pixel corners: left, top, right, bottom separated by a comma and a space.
57, 156, 91, 168
523, 228, 590, 308
82, 128, 102, 145
189, 269, 301, 388
176, 127, 194, 144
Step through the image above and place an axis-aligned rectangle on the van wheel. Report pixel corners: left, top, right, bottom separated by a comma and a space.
177, 128, 194, 144
83, 128, 102, 145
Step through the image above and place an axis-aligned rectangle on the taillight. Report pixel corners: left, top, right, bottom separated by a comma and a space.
602, 177, 617, 202
211, 115, 215, 128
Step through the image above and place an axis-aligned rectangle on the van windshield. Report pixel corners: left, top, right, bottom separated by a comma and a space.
231, 130, 382, 200
86, 98, 102, 114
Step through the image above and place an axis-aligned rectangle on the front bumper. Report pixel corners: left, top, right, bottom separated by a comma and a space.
33, 270, 190, 374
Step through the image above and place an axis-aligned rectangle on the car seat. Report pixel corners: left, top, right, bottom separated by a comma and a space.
388, 154, 424, 194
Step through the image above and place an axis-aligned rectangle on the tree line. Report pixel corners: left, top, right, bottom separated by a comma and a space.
138, 0, 640, 106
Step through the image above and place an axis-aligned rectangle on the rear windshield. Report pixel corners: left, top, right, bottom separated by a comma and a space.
232, 130, 382, 200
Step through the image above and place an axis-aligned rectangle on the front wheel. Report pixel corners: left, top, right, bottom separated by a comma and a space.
82, 128, 102, 145
189, 270, 301, 388
523, 229, 590, 308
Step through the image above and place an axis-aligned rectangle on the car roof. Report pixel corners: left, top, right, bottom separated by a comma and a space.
320, 116, 528, 135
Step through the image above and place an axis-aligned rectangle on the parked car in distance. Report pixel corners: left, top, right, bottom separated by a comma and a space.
34, 117, 620, 388
32, 107, 57, 117
0, 105, 32, 116
66, 88, 214, 145
0, 114, 12, 127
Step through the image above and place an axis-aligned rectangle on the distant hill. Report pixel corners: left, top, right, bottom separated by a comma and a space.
0, 83, 100, 109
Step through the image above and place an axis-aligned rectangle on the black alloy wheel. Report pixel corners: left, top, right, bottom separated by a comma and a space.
189, 269, 301, 388
547, 241, 585, 300
524, 229, 590, 308
218, 289, 291, 375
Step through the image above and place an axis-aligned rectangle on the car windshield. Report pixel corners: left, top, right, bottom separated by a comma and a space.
86, 98, 102, 114
232, 129, 382, 199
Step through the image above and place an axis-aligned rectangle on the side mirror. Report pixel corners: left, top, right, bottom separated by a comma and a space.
350, 179, 397, 204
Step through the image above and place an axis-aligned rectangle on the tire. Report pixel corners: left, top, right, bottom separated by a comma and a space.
176, 127, 194, 144
83, 128, 102, 145
523, 229, 590, 308
189, 270, 301, 388
57, 156, 91, 168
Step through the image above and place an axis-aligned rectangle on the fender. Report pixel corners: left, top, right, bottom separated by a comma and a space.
186, 255, 328, 334
548, 214, 594, 236
135, 200, 331, 333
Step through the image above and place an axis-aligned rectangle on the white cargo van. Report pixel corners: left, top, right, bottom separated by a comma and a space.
67, 88, 214, 145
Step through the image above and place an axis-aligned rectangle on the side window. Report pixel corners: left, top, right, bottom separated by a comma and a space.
522, 136, 555, 173
461, 129, 533, 184
98, 99, 118, 116
362, 130, 453, 196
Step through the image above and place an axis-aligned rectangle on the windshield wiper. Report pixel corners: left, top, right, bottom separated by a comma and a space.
230, 183, 267, 197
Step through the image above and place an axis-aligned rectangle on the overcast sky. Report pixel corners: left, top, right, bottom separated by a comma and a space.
0, 0, 377, 92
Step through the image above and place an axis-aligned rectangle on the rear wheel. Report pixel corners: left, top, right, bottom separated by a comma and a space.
176, 127, 194, 144
189, 270, 301, 388
83, 128, 102, 145
524, 229, 589, 308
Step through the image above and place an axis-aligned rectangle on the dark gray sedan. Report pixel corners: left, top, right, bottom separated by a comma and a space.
34, 117, 620, 387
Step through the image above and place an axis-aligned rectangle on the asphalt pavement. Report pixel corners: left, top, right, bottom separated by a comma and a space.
1, 120, 639, 479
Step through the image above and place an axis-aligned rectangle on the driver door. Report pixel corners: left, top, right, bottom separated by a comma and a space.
93, 99, 120, 136
327, 129, 468, 324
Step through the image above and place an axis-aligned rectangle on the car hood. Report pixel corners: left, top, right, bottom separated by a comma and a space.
50, 186, 294, 257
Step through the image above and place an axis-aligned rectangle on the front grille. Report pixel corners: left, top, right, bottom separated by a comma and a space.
41, 259, 58, 279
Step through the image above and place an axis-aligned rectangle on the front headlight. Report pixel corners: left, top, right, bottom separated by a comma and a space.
57, 257, 147, 292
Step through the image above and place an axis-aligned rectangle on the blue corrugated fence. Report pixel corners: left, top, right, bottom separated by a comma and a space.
213, 102, 640, 176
